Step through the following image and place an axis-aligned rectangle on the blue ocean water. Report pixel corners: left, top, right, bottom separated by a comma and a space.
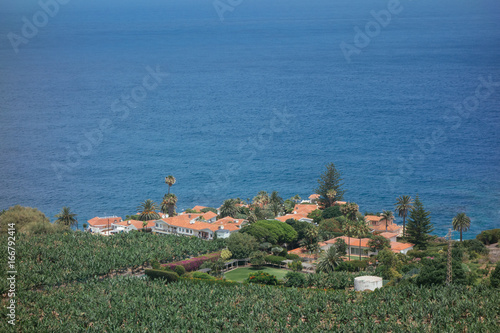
0, 0, 499, 239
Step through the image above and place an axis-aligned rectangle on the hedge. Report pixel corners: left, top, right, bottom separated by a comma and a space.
145, 269, 179, 282
265, 255, 287, 266
162, 252, 221, 272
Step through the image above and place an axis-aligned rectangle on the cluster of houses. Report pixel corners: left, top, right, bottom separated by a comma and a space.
86, 206, 246, 239
86, 194, 413, 258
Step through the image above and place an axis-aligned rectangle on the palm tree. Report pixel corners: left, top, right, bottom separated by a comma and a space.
452, 213, 471, 242
342, 219, 357, 261
220, 199, 238, 218
292, 194, 301, 203
354, 219, 371, 260
55, 207, 77, 228
137, 199, 161, 221
164, 175, 176, 194
142, 220, 149, 231
340, 202, 359, 221
253, 191, 269, 206
380, 210, 394, 232
395, 195, 414, 238
326, 189, 337, 206
161, 194, 177, 217
316, 245, 342, 273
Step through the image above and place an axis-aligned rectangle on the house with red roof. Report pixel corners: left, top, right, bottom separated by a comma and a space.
153, 214, 245, 240
366, 215, 402, 236
111, 220, 155, 233
87, 216, 122, 234
308, 194, 320, 203
323, 236, 414, 257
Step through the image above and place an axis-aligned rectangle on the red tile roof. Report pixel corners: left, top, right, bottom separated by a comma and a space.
192, 205, 208, 212
379, 232, 398, 239
201, 211, 217, 220
88, 216, 122, 227
288, 243, 327, 259
293, 204, 318, 215
369, 224, 402, 233
309, 194, 320, 200
389, 241, 414, 252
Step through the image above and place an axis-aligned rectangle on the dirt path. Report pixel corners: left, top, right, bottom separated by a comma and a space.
486, 243, 500, 263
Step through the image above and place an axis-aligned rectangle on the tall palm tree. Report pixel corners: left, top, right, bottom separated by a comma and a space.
340, 202, 359, 221
55, 207, 77, 228
161, 194, 177, 217
316, 245, 342, 273
220, 199, 238, 218
452, 213, 471, 242
354, 218, 371, 260
394, 195, 414, 238
137, 199, 161, 221
342, 219, 357, 261
164, 175, 176, 194
380, 210, 394, 232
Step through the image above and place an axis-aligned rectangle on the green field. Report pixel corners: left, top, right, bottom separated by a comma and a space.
225, 266, 289, 282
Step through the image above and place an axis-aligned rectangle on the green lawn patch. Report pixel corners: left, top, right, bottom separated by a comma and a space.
224, 266, 289, 282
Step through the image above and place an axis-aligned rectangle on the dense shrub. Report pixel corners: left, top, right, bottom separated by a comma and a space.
288, 260, 303, 272
463, 239, 489, 255
284, 271, 307, 287
145, 269, 179, 282
476, 229, 500, 245
246, 271, 278, 285
335, 260, 368, 272
163, 252, 220, 272
491, 262, 500, 288
416, 258, 466, 286
452, 245, 464, 261
174, 265, 186, 276
265, 255, 286, 266
191, 272, 216, 280
286, 254, 301, 260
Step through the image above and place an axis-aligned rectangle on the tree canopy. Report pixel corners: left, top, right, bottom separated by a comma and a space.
406, 195, 434, 249
240, 220, 297, 245
314, 162, 345, 207
227, 232, 258, 259
0, 205, 53, 234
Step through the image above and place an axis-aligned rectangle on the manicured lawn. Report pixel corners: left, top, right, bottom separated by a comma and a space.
224, 266, 289, 282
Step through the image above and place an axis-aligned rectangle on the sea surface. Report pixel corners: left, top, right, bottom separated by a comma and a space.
0, 0, 499, 239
